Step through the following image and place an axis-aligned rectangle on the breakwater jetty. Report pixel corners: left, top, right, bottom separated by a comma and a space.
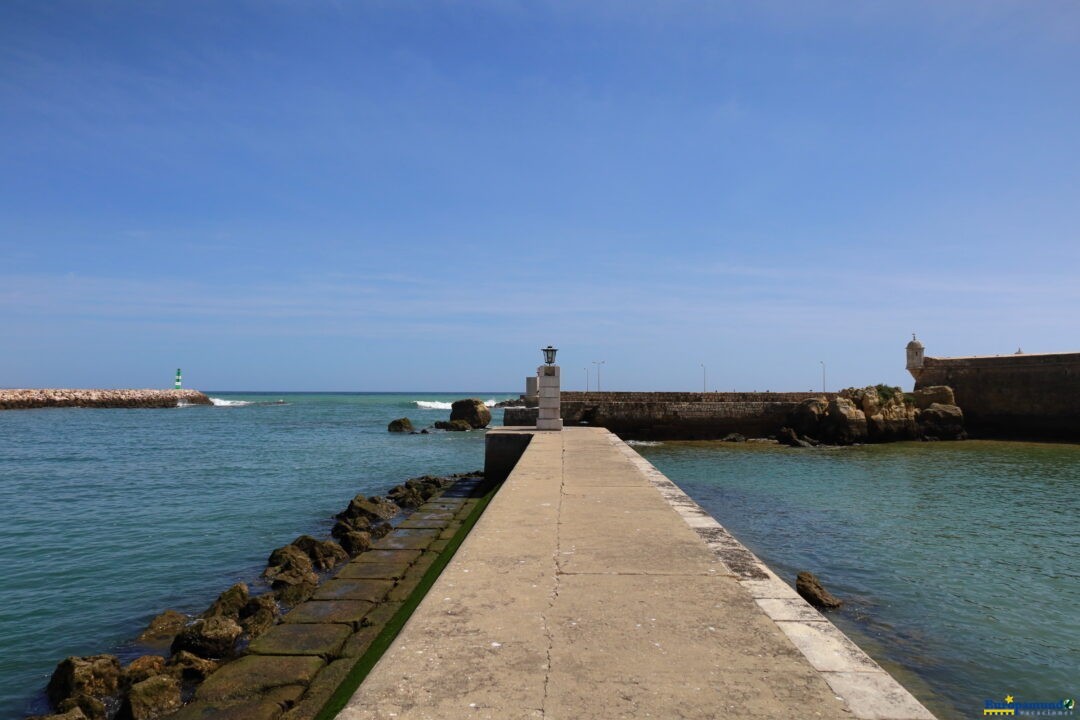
0, 389, 211, 410
336, 427, 936, 719
507, 391, 835, 439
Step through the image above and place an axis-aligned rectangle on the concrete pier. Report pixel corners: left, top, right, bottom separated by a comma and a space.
338, 427, 934, 719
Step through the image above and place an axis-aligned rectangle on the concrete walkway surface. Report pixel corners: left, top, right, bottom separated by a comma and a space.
337, 427, 935, 720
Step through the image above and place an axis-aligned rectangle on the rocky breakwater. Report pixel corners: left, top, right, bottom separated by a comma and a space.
28, 472, 487, 720
0, 389, 212, 410
783, 384, 965, 446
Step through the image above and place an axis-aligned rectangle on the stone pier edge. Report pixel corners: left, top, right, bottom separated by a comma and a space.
607, 433, 937, 720
311, 476, 505, 720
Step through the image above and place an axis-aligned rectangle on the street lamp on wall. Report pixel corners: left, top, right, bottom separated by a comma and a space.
542, 345, 558, 365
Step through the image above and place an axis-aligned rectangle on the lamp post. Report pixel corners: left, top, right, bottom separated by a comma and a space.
584, 368, 589, 392
537, 345, 563, 431
592, 360, 605, 392
701, 363, 706, 394
820, 361, 826, 393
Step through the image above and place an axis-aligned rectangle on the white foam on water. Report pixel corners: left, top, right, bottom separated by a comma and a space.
626, 440, 664, 447
209, 397, 254, 407
415, 399, 499, 410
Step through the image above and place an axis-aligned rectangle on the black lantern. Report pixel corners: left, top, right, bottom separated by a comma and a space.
542, 345, 558, 365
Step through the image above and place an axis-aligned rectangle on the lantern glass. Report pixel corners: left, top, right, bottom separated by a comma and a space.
542, 345, 558, 365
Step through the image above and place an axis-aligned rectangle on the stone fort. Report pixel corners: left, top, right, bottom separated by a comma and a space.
906, 335, 1080, 440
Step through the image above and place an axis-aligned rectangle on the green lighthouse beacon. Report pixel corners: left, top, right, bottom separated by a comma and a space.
174, 368, 182, 390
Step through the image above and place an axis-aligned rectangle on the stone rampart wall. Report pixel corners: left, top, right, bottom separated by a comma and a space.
914, 353, 1080, 439
508, 392, 838, 440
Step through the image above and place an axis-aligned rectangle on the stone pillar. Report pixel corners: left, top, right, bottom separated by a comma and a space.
524, 376, 538, 401
536, 364, 563, 431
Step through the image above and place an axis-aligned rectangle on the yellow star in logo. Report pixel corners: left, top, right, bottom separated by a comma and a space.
1005, 695, 1015, 704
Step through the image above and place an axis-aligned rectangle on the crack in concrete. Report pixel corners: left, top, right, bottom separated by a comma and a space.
539, 438, 565, 719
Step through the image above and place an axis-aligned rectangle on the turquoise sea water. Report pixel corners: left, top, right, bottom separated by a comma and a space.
3, 399, 1077, 719
635, 440, 1080, 720
0, 392, 507, 718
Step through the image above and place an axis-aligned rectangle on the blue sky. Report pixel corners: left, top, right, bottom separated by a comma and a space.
2, 1, 1078, 392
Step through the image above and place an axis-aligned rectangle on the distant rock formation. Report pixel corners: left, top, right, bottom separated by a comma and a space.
786, 385, 965, 445
0, 389, 212, 410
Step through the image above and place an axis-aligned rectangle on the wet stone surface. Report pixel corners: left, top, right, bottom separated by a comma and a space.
160, 474, 493, 720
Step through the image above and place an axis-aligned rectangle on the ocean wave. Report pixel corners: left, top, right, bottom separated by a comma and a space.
209, 397, 254, 407
626, 440, 664, 447
415, 399, 498, 410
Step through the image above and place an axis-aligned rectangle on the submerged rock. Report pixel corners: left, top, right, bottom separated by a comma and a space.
46, 655, 121, 710
450, 398, 492, 429
721, 433, 746, 443
796, 571, 843, 610
136, 610, 187, 646
434, 419, 472, 432
387, 417, 413, 433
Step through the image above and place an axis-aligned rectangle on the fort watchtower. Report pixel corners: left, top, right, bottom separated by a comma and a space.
906, 336, 1080, 440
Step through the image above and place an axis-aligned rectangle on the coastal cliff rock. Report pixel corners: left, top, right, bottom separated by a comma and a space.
822, 397, 868, 444
845, 386, 918, 441
387, 417, 413, 433
918, 402, 965, 440
450, 398, 491, 429
787, 386, 963, 444
116, 675, 181, 720
791, 397, 829, 438
796, 571, 843, 610
170, 616, 242, 659
46, 655, 121, 710
912, 385, 955, 409
0, 389, 212, 410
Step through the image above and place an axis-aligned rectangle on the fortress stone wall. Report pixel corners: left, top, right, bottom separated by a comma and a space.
909, 350, 1080, 440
